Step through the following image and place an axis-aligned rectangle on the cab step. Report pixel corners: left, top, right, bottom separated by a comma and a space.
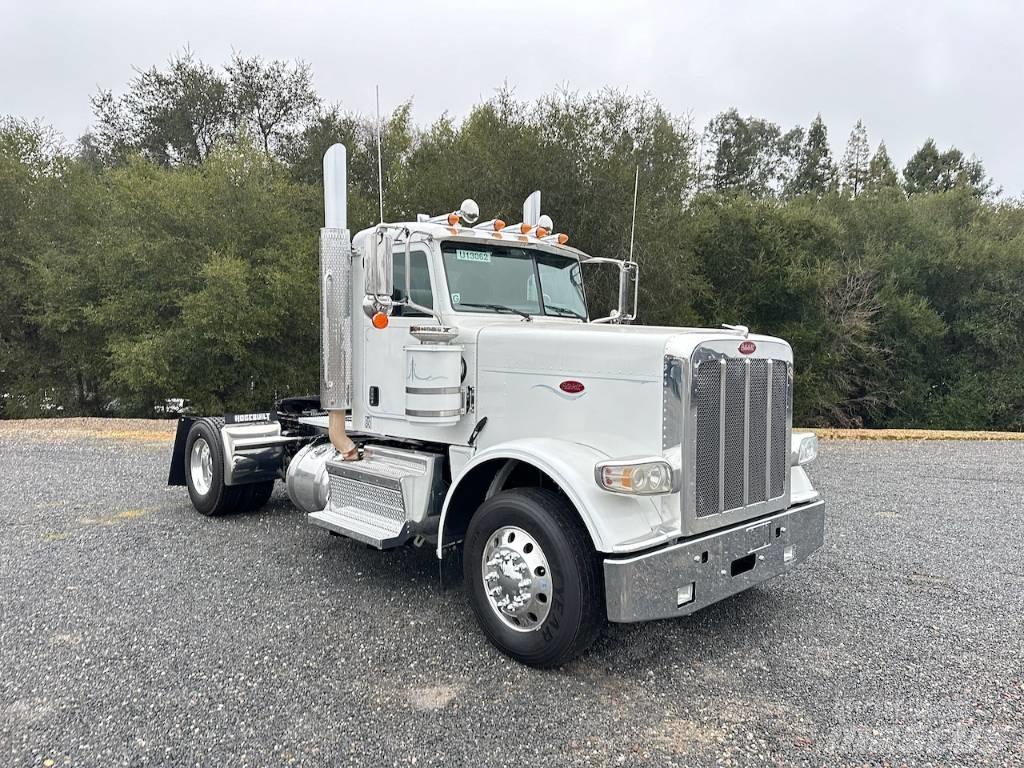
308, 505, 407, 548
306, 444, 444, 549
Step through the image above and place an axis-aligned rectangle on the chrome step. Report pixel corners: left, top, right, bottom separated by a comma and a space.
308, 506, 408, 549
306, 444, 444, 549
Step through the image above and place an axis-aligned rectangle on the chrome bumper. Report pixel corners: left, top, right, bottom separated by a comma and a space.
604, 499, 825, 622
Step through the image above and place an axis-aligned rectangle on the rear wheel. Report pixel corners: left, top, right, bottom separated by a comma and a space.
464, 487, 604, 667
184, 418, 245, 516
240, 481, 275, 512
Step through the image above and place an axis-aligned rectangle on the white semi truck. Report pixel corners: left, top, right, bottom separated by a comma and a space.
168, 144, 824, 666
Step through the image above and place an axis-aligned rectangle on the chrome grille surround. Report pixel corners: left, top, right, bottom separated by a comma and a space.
676, 341, 793, 536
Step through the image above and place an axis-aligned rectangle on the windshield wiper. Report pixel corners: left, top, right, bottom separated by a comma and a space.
544, 304, 586, 320
459, 302, 532, 321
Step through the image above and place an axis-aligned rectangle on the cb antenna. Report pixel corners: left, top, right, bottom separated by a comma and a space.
627, 164, 639, 262
375, 85, 384, 223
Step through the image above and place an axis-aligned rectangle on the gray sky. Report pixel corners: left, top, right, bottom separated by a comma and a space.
3, 0, 1021, 195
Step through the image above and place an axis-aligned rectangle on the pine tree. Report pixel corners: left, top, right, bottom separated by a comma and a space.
865, 141, 900, 190
840, 119, 871, 197
786, 115, 836, 197
902, 138, 942, 195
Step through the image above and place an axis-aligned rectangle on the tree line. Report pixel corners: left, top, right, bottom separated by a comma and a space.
2, 51, 1022, 429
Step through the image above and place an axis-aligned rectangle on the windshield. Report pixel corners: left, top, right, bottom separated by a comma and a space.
441, 242, 587, 319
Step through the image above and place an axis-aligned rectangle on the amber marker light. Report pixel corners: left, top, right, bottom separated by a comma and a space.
556, 233, 569, 245
447, 213, 460, 226
536, 227, 550, 238
372, 312, 389, 329
493, 220, 506, 231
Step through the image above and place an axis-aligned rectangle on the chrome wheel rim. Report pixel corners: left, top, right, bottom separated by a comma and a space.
189, 437, 214, 495
481, 525, 553, 632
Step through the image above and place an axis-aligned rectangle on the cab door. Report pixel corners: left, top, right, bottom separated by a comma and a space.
361, 246, 436, 424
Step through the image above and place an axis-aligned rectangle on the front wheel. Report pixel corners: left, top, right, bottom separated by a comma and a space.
463, 487, 605, 667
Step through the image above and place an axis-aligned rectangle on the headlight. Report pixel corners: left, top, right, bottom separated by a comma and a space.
595, 458, 676, 495
791, 432, 818, 466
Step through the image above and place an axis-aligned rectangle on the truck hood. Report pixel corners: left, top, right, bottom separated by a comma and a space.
471, 321, 791, 457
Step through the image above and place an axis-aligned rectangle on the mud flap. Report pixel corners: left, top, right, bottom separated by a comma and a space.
167, 416, 196, 486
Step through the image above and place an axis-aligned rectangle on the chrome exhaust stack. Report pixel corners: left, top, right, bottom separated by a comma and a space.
320, 144, 355, 456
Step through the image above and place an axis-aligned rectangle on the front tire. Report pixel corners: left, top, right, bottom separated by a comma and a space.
464, 487, 604, 667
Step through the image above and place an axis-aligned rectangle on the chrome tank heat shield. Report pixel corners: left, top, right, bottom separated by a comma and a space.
286, 442, 334, 513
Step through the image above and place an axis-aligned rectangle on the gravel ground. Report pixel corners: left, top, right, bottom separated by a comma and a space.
1, 427, 1022, 767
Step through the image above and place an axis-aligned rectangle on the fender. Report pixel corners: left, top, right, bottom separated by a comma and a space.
436, 437, 676, 558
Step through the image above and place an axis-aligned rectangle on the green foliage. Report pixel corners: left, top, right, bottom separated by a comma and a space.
700, 109, 802, 197
903, 138, 992, 198
91, 49, 319, 167
787, 115, 838, 197
865, 141, 900, 191
2, 55, 1022, 430
840, 119, 871, 197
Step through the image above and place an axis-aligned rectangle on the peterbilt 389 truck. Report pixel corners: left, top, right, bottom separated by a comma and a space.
169, 144, 824, 667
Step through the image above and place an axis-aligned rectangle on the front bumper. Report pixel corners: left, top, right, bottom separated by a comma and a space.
604, 499, 825, 622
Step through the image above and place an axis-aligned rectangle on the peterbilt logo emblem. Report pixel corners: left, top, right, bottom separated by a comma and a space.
559, 380, 585, 394
738, 341, 756, 355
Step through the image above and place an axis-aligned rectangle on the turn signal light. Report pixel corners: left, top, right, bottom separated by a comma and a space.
371, 312, 389, 329
791, 432, 818, 466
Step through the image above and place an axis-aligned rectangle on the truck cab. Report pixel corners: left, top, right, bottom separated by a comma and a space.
169, 144, 824, 667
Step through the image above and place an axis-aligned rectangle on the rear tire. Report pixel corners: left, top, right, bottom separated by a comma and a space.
240, 481, 275, 512
463, 487, 605, 667
184, 418, 244, 516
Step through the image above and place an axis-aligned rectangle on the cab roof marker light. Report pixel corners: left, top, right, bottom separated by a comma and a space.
542, 233, 569, 245
472, 218, 506, 232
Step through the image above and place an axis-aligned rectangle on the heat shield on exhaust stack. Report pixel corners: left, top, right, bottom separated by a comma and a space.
320, 143, 353, 412
320, 227, 353, 410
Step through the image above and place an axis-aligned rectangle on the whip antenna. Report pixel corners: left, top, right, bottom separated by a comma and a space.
375, 85, 384, 223
627, 165, 639, 262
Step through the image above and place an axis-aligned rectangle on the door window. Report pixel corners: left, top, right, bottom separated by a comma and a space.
392, 249, 433, 317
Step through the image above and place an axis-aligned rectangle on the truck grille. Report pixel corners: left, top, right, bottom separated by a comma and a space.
693, 356, 791, 519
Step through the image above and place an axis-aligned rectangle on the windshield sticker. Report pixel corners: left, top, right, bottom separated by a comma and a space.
451, 292, 461, 304
456, 249, 491, 263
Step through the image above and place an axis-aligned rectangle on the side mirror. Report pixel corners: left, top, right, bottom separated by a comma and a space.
365, 229, 394, 299
617, 261, 638, 323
